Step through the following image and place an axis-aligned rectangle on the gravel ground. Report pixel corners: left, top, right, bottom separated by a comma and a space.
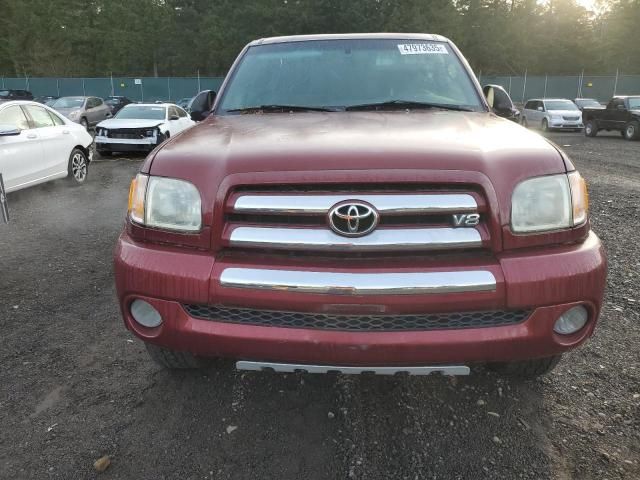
0, 131, 638, 480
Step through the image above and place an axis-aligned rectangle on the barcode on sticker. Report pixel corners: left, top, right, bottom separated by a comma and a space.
397, 43, 448, 55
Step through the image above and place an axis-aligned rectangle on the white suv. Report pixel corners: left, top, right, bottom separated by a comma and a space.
521, 98, 583, 132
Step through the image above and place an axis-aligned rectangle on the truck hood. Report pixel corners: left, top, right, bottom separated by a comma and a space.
150, 111, 566, 178
97, 118, 165, 129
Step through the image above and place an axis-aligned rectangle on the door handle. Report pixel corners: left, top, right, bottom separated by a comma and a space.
26, 134, 37, 139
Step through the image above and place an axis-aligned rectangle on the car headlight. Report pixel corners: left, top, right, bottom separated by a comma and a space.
511, 172, 588, 233
146, 129, 156, 137
128, 174, 201, 232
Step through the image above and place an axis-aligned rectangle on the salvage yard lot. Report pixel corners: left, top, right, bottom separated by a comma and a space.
0, 131, 638, 480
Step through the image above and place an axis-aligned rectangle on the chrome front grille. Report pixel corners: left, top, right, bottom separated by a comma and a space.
224, 187, 488, 253
562, 116, 580, 121
183, 304, 530, 331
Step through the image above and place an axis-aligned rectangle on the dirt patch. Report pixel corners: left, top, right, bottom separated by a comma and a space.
0, 134, 638, 479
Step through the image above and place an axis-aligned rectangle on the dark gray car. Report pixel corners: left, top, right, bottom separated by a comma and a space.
50, 96, 111, 129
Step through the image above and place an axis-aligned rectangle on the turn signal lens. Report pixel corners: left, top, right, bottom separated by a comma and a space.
568, 171, 589, 226
128, 173, 148, 224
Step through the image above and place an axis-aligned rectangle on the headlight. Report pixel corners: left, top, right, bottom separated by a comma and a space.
511, 172, 588, 233
145, 130, 156, 137
128, 174, 201, 232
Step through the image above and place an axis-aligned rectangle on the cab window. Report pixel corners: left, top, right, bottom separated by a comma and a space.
0, 105, 30, 130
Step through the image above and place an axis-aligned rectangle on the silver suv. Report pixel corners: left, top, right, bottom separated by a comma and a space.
521, 98, 583, 132
50, 96, 111, 129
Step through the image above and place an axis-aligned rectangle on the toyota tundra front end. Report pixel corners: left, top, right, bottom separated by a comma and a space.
114, 34, 606, 378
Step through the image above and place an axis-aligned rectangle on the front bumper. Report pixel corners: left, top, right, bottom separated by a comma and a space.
114, 232, 606, 366
549, 120, 583, 129
95, 135, 158, 152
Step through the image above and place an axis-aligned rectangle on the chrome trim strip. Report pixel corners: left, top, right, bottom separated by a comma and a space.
233, 194, 477, 214
220, 269, 496, 295
236, 361, 470, 376
229, 226, 482, 251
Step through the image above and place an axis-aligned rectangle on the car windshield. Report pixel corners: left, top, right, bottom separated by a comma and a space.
217, 39, 484, 114
545, 100, 578, 111
115, 105, 166, 120
576, 99, 600, 108
628, 97, 640, 109
105, 98, 121, 104
52, 97, 85, 108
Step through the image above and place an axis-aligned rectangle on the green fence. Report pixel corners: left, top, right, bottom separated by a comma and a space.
480, 74, 640, 104
3, 74, 639, 104
0, 76, 225, 102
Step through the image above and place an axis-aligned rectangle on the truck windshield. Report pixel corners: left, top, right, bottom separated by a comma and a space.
217, 39, 484, 114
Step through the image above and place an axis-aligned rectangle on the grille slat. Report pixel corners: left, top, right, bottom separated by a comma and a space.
183, 305, 529, 332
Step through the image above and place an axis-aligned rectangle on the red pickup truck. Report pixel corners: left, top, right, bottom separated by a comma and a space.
114, 34, 606, 378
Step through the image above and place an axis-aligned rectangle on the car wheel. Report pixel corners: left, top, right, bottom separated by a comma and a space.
584, 120, 598, 137
623, 121, 640, 141
541, 119, 549, 132
487, 355, 562, 379
80, 118, 88, 130
67, 148, 88, 184
145, 343, 208, 369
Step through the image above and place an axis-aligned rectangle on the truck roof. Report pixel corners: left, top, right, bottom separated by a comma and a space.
250, 33, 450, 46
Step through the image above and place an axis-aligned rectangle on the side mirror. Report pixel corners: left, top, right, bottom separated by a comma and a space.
0, 125, 21, 136
169, 115, 179, 121
189, 90, 217, 121
483, 85, 517, 119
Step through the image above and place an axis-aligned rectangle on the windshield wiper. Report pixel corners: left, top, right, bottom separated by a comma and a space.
226, 104, 338, 113
345, 100, 475, 112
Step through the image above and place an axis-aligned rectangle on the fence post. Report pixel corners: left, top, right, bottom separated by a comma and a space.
110, 73, 114, 96
167, 77, 171, 101
82, 78, 85, 96
56, 78, 60, 96
1, 76, 4, 88
613, 69, 619, 96
543, 74, 548, 99
508, 76, 512, 95
197, 69, 201, 93
521, 69, 527, 103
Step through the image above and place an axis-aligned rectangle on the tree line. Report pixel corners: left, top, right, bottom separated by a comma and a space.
0, 0, 638, 78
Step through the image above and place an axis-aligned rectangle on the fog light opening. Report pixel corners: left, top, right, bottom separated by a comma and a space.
554, 305, 588, 335
130, 299, 163, 328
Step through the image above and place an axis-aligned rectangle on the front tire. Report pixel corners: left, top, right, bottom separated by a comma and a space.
541, 119, 549, 132
145, 343, 208, 369
488, 355, 562, 379
623, 121, 640, 141
584, 120, 598, 137
67, 148, 88, 184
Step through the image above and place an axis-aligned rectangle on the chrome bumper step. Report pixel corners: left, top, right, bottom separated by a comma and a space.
236, 361, 470, 376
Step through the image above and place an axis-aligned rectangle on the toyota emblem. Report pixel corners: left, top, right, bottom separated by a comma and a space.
328, 201, 379, 237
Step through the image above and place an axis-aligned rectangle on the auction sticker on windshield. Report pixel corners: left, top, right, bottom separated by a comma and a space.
397, 43, 448, 55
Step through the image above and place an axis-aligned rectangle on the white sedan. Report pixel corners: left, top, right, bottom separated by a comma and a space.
94, 103, 195, 156
0, 100, 93, 193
